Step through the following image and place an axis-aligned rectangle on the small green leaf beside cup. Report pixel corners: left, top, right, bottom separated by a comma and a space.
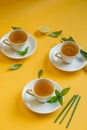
61, 36, 75, 42
48, 30, 62, 38
61, 87, 70, 96
9, 64, 22, 70
12, 26, 22, 30
18, 47, 29, 56
47, 96, 57, 103
38, 69, 43, 78
47, 87, 70, 105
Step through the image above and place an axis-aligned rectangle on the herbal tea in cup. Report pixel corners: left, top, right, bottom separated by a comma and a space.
56, 41, 80, 63
26, 78, 55, 103
3, 29, 29, 51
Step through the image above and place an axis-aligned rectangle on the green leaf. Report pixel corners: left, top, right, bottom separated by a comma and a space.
10, 64, 22, 70
57, 96, 63, 105
61, 88, 70, 96
61, 36, 75, 42
12, 26, 22, 30
47, 96, 57, 103
18, 47, 29, 56
80, 49, 87, 59
55, 89, 61, 97
47, 87, 70, 104
38, 69, 43, 78
48, 30, 62, 38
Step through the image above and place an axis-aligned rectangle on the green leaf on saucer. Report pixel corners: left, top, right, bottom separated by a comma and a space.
61, 87, 70, 96
57, 96, 63, 105
38, 69, 43, 78
47, 87, 70, 105
47, 96, 57, 103
10, 64, 22, 70
48, 30, 62, 38
12, 26, 22, 30
18, 47, 29, 56
55, 89, 61, 97
61, 36, 75, 42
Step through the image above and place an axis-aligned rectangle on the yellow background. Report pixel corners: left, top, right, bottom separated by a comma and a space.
0, 0, 87, 130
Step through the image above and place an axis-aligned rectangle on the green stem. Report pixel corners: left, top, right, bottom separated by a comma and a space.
54, 95, 76, 123
66, 96, 81, 128
80, 49, 87, 59
59, 95, 78, 124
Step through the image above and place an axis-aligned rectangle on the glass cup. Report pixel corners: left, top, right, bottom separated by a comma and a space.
26, 78, 55, 103
3, 29, 29, 51
56, 41, 80, 64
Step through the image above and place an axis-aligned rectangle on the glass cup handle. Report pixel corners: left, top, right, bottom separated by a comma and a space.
26, 89, 34, 96
55, 52, 62, 59
3, 39, 11, 47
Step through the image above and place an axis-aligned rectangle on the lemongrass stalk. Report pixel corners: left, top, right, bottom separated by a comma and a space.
66, 96, 81, 128
54, 95, 76, 123
59, 95, 78, 124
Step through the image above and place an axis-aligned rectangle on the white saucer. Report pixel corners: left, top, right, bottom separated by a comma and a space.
49, 43, 87, 72
22, 78, 62, 114
0, 33, 37, 59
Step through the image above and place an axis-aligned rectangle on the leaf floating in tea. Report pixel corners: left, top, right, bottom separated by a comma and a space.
18, 47, 29, 56
10, 64, 22, 70
48, 30, 62, 38
12, 26, 22, 30
38, 69, 43, 78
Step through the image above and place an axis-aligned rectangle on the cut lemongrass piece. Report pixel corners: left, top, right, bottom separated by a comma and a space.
59, 95, 78, 124
54, 95, 76, 123
38, 26, 50, 33
80, 49, 87, 60
66, 96, 81, 128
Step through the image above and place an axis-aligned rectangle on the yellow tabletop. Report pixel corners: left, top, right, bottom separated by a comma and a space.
0, 0, 87, 130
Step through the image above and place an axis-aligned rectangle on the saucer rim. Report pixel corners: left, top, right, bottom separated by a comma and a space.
49, 43, 87, 72
0, 33, 37, 59
22, 78, 63, 114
